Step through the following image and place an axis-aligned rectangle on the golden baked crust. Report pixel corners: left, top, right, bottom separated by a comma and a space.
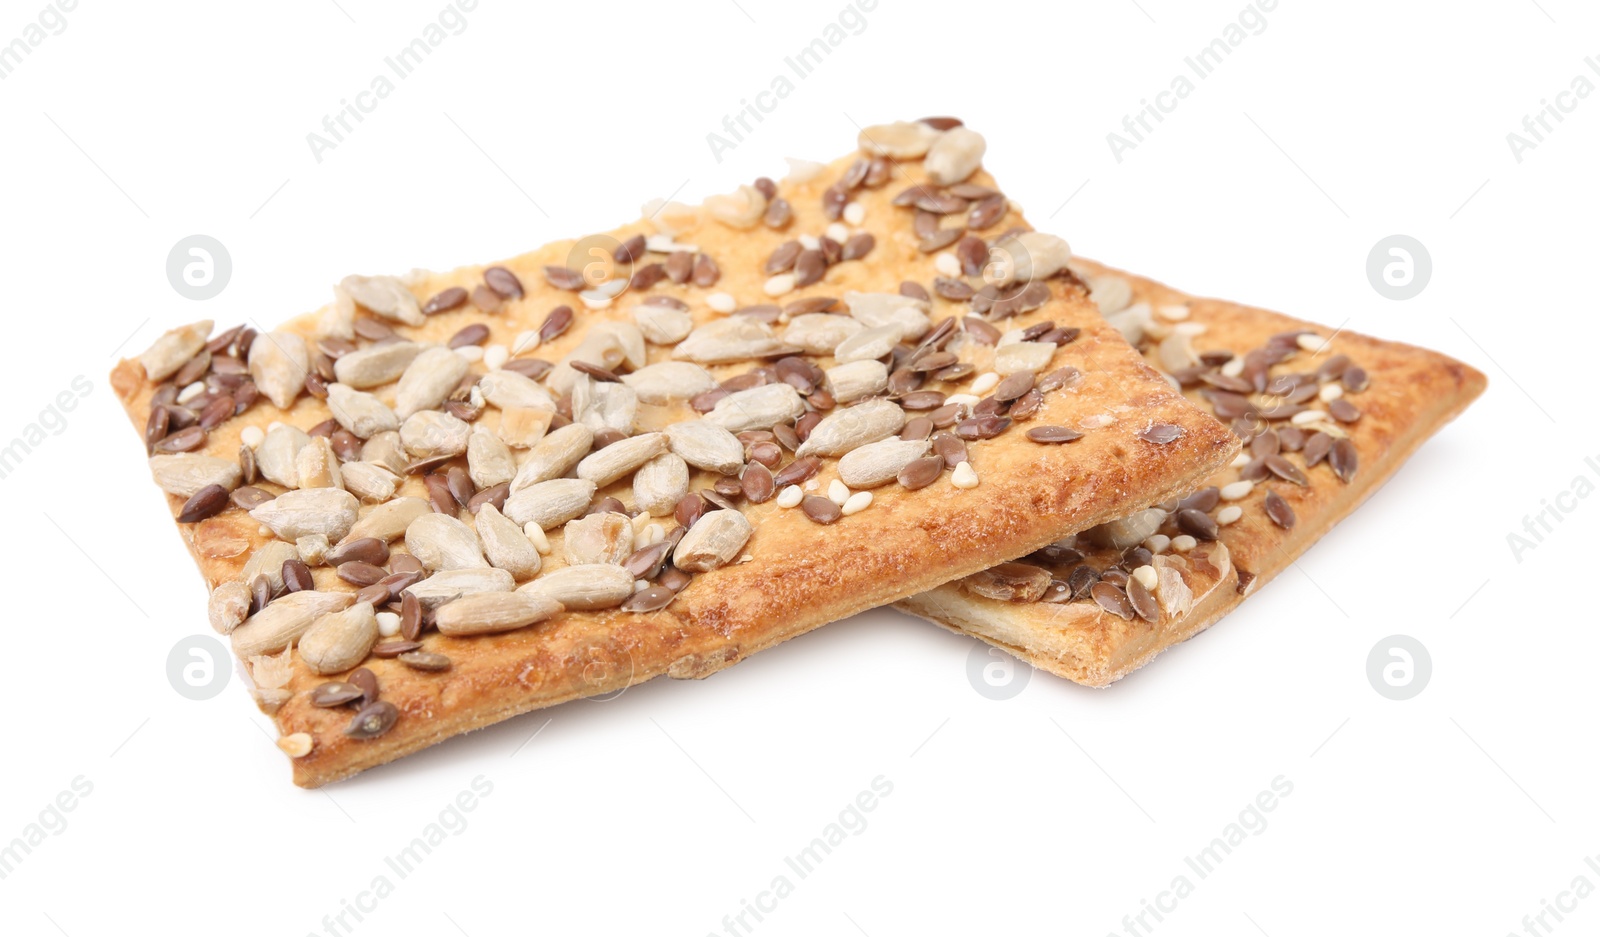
113, 138, 1238, 786
896, 259, 1486, 686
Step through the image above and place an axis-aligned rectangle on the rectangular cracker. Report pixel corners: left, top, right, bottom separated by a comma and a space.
897, 259, 1486, 686
112, 123, 1240, 786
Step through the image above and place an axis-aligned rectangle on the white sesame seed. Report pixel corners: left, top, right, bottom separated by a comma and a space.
934, 252, 962, 278
1221, 357, 1245, 378
1156, 304, 1190, 321
634, 580, 649, 593
483, 344, 509, 371
598, 278, 628, 297
1297, 333, 1327, 353
945, 393, 980, 408
647, 523, 665, 545
1291, 409, 1329, 426
707, 291, 736, 314
1216, 505, 1243, 525
1170, 534, 1197, 553
777, 485, 803, 508
1220, 480, 1254, 500
1144, 534, 1171, 554
376, 612, 401, 637
177, 381, 205, 404
951, 462, 979, 489
799, 234, 820, 250
455, 345, 484, 362
523, 522, 551, 554
578, 289, 614, 310
646, 234, 697, 254
841, 490, 873, 516
803, 477, 821, 491
826, 222, 851, 244
258, 525, 272, 537
1131, 565, 1159, 591
970, 372, 1000, 396
468, 385, 485, 408
842, 202, 866, 226
764, 273, 795, 297
827, 479, 850, 505
512, 330, 541, 355
1173, 322, 1207, 337
1231, 452, 1252, 468
997, 329, 1026, 346
240, 425, 264, 448
1319, 383, 1343, 401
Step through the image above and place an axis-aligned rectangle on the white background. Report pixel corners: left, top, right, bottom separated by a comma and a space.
0, 1, 1587, 934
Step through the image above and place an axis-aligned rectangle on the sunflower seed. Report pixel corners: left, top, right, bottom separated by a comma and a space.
518, 563, 634, 610
387, 345, 469, 418
471, 502, 541, 580
251, 488, 358, 542
568, 377, 638, 437
404, 567, 514, 610
834, 437, 929, 489
435, 591, 563, 635
207, 580, 251, 635
296, 602, 379, 675
702, 383, 806, 435
341, 274, 423, 325
924, 126, 986, 184
992, 341, 1056, 376
795, 398, 905, 458
858, 120, 940, 158
782, 314, 865, 356
331, 341, 421, 389
673, 509, 753, 572
634, 451, 691, 516
509, 423, 595, 492
148, 453, 241, 498
230, 590, 355, 658
990, 231, 1072, 285
405, 512, 486, 570
503, 477, 598, 529
399, 410, 472, 460
845, 292, 930, 340
337, 498, 427, 547
242, 330, 308, 411
672, 317, 792, 364
139, 320, 213, 382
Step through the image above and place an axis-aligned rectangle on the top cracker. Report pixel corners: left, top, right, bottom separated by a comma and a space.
112, 119, 1238, 786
